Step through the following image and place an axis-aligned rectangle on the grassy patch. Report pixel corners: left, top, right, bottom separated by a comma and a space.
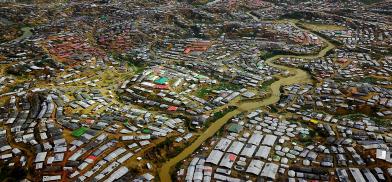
374, 117, 391, 127
204, 106, 238, 128
215, 82, 241, 91
145, 136, 195, 166
260, 49, 305, 60
111, 52, 146, 74
359, 0, 383, 4
128, 63, 144, 74
339, 113, 391, 127
361, 76, 389, 84
259, 51, 276, 60
260, 78, 277, 91
196, 87, 211, 98
195, 82, 241, 99
300, 22, 346, 31
191, 0, 209, 5
211, 106, 237, 120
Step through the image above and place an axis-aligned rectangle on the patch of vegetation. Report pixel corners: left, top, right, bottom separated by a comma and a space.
186, 106, 236, 131
128, 63, 144, 74
280, 11, 315, 20
325, 48, 336, 57
373, 48, 392, 59
196, 82, 241, 99
296, 23, 343, 46
260, 49, 306, 60
359, 0, 383, 4
0, 166, 27, 182
112, 52, 145, 74
297, 128, 317, 145
170, 160, 184, 181
299, 21, 346, 31
190, 0, 210, 6
184, 119, 196, 132
361, 76, 388, 84
215, 122, 227, 138
260, 78, 277, 91
204, 106, 238, 128
341, 113, 365, 120
196, 87, 211, 98
145, 136, 192, 165
259, 51, 276, 60
339, 113, 391, 127
268, 105, 279, 113
211, 106, 237, 120
312, 31, 343, 46
6, 64, 29, 76
374, 117, 391, 127
214, 82, 241, 91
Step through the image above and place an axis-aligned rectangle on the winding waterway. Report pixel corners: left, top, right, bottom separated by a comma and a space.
158, 23, 336, 181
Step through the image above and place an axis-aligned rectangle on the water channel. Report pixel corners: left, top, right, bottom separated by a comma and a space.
159, 27, 336, 181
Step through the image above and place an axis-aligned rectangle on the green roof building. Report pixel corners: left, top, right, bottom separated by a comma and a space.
142, 128, 152, 134
72, 127, 88, 137
155, 77, 169, 84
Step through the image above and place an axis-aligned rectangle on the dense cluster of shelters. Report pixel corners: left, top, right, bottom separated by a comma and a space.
0, 0, 391, 181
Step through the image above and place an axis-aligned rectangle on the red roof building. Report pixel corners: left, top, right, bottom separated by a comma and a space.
155, 84, 168, 89
168, 106, 178, 111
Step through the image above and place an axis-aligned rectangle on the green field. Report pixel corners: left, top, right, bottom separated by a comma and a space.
196, 82, 241, 98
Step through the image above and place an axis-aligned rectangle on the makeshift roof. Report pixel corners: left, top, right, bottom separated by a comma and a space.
142, 129, 152, 134
310, 119, 319, 124
72, 127, 88, 137
227, 123, 243, 133
168, 106, 178, 111
195, 74, 207, 79
154, 77, 169, 84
